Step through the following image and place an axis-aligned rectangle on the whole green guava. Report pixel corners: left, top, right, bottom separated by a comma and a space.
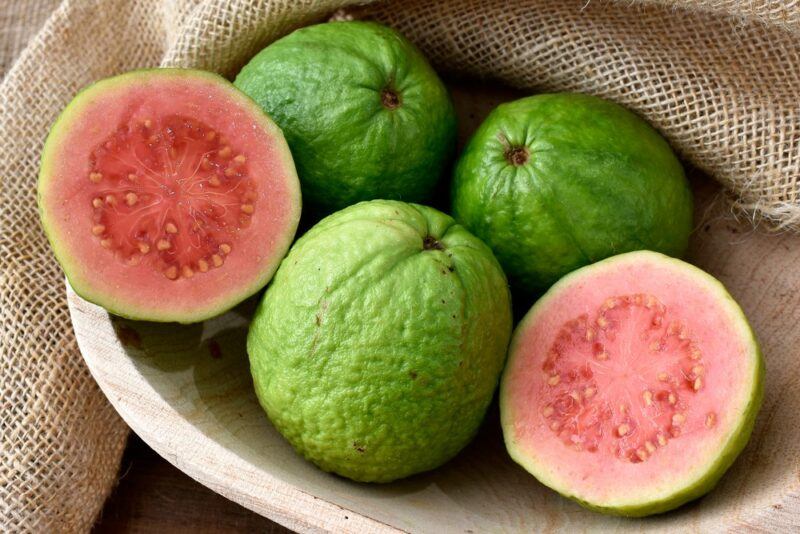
235, 22, 456, 215
451, 93, 693, 300
247, 200, 512, 482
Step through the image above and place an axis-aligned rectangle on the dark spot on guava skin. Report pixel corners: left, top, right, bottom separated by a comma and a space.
353, 442, 365, 453
409, 370, 418, 380
773, 503, 783, 510
381, 88, 401, 110
315, 314, 321, 326
115, 324, 142, 349
505, 146, 529, 166
448, 266, 455, 272
423, 235, 444, 250
441, 299, 446, 304
208, 339, 223, 359
458, 361, 464, 367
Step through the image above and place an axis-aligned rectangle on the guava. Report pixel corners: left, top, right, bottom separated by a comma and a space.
234, 21, 456, 215
38, 69, 301, 323
247, 200, 512, 482
500, 250, 763, 516
451, 93, 693, 300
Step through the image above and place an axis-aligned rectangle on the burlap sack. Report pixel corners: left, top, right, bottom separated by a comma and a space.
1, 0, 798, 531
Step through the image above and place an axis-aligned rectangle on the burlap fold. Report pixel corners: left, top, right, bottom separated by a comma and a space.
2, 0, 799, 531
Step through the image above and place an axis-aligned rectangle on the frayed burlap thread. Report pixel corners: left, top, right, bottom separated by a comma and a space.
2, 0, 800, 532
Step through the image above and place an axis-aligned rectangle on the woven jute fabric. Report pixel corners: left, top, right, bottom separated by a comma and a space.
1, 0, 798, 531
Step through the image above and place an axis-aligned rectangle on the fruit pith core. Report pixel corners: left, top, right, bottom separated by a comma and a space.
86, 114, 257, 280
540, 294, 715, 464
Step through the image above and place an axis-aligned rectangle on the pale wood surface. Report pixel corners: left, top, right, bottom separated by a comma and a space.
69, 83, 800, 532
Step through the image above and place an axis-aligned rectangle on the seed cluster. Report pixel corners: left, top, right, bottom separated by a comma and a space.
86, 115, 257, 279
540, 294, 716, 463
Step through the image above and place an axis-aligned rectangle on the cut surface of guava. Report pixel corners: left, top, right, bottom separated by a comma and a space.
38, 69, 301, 323
500, 251, 763, 516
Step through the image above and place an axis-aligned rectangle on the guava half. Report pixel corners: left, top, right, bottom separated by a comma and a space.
38, 69, 301, 323
452, 93, 693, 300
247, 200, 512, 482
500, 251, 763, 516
235, 21, 456, 215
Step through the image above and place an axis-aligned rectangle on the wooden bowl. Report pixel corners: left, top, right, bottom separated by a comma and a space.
68, 84, 800, 532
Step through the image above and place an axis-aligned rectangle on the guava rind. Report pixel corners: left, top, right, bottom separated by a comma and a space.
247, 200, 512, 482
499, 251, 764, 517
38, 68, 301, 323
235, 21, 457, 215
452, 93, 693, 299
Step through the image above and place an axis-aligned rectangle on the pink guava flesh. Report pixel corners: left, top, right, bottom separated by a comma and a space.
39, 70, 301, 322
501, 251, 762, 515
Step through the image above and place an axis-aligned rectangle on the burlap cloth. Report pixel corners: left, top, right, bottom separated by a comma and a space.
2, 0, 799, 531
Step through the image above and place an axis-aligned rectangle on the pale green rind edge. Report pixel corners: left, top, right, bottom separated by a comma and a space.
499, 250, 765, 517
38, 68, 302, 323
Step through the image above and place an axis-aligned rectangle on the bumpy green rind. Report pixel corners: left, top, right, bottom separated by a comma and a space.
235, 21, 457, 215
499, 251, 764, 517
38, 68, 301, 323
247, 200, 512, 482
452, 94, 693, 299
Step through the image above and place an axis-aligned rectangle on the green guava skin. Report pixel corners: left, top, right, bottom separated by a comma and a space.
247, 200, 512, 482
234, 21, 456, 215
451, 94, 693, 299
500, 251, 764, 517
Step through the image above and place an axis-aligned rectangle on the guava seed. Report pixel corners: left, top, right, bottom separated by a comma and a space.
705, 412, 717, 428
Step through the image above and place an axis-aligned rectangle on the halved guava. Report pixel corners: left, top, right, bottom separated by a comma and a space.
500, 251, 763, 516
38, 69, 301, 323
